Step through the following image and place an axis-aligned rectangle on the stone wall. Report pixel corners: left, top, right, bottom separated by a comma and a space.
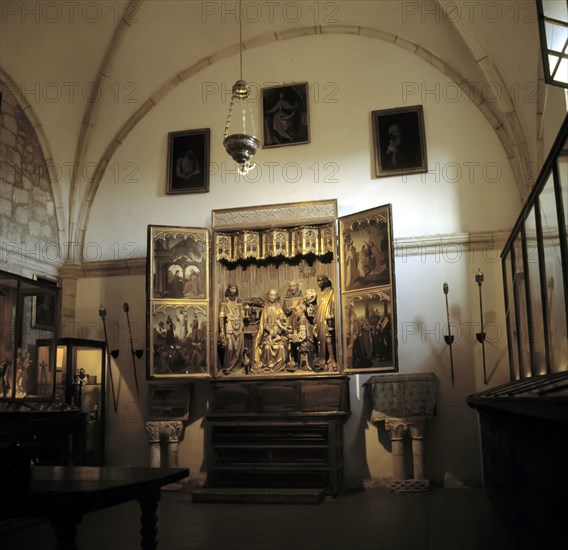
0, 84, 59, 277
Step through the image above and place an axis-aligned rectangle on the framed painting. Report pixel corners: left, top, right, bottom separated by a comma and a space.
262, 82, 309, 148
339, 204, 393, 292
342, 289, 396, 373
147, 225, 209, 301
166, 128, 210, 194
148, 302, 209, 377
339, 204, 397, 373
372, 105, 427, 178
31, 276, 58, 331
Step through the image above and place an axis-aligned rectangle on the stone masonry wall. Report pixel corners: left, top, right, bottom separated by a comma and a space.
0, 85, 59, 276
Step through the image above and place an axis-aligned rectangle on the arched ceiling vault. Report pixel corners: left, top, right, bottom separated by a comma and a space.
1, 1, 541, 263
437, 0, 534, 197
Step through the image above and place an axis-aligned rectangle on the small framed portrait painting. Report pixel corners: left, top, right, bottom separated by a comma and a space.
31, 276, 58, 331
262, 83, 309, 148
166, 128, 210, 194
372, 105, 427, 178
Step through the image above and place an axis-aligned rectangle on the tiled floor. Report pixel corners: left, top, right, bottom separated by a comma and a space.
0, 486, 514, 550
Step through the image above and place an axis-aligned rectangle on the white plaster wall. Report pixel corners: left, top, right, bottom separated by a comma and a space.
85, 34, 521, 258
74, 274, 208, 481
74, 244, 508, 486
73, 33, 524, 486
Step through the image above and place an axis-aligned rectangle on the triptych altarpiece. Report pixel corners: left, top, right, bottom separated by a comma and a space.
146, 200, 398, 379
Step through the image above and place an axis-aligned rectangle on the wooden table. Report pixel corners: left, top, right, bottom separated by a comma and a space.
0, 466, 189, 550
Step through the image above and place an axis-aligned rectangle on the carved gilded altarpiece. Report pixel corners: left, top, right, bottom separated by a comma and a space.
146, 200, 397, 379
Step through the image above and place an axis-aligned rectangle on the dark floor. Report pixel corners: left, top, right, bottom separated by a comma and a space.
0, 485, 515, 550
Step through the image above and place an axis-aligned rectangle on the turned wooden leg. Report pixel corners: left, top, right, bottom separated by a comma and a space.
52, 516, 80, 550
139, 496, 159, 550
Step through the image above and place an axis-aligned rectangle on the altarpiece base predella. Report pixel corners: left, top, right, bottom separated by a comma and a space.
146, 200, 398, 379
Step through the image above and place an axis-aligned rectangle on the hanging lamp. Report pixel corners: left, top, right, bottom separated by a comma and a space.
223, 2, 260, 175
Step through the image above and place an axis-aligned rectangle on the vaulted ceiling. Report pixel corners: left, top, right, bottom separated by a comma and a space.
1, 0, 565, 258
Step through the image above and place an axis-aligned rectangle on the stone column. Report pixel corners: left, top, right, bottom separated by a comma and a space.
144, 422, 162, 468
409, 419, 426, 480
385, 418, 409, 481
144, 420, 186, 491
58, 261, 83, 337
164, 421, 184, 468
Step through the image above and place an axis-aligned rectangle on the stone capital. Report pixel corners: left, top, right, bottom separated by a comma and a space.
385, 417, 410, 440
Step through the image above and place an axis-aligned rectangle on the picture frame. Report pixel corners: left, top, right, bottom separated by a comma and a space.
339, 204, 393, 293
149, 302, 209, 377
147, 225, 209, 301
262, 82, 309, 148
166, 128, 210, 194
338, 204, 397, 373
372, 105, 427, 178
146, 225, 211, 379
342, 289, 396, 373
31, 276, 57, 331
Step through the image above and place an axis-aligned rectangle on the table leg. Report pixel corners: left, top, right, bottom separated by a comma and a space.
52, 517, 79, 550
139, 496, 159, 550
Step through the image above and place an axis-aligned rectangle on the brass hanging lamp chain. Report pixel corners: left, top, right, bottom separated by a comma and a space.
239, 0, 243, 82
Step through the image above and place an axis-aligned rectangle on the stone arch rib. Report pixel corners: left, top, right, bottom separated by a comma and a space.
68, 0, 142, 261
437, 0, 534, 199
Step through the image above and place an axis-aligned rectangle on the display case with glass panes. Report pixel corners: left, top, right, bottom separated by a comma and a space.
467, 115, 567, 549
0, 271, 87, 466
0, 271, 60, 401
36, 338, 106, 465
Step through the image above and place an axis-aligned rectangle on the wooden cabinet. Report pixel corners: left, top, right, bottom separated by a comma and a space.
0, 408, 86, 467
208, 418, 345, 494
195, 376, 350, 502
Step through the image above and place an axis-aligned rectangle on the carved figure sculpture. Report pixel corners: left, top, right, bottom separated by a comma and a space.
254, 289, 289, 372
218, 285, 245, 375
282, 280, 305, 367
297, 316, 316, 371
314, 275, 337, 371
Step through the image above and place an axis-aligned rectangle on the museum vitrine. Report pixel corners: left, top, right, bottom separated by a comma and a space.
146, 200, 398, 379
467, 116, 567, 550
36, 338, 106, 465
0, 271, 60, 400
501, 116, 567, 380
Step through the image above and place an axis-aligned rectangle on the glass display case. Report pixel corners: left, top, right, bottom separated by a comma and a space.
467, 115, 567, 550
0, 271, 60, 400
501, 116, 567, 380
37, 338, 106, 465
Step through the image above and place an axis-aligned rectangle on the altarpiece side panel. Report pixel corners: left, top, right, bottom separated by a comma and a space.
339, 204, 398, 373
146, 226, 210, 378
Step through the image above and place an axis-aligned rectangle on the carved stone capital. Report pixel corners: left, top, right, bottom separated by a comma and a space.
144, 420, 184, 443
163, 420, 184, 442
145, 422, 162, 443
385, 418, 410, 440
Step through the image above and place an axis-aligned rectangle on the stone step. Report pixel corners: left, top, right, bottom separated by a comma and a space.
192, 487, 326, 504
